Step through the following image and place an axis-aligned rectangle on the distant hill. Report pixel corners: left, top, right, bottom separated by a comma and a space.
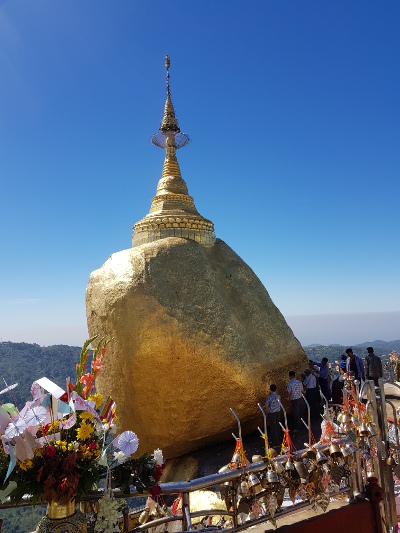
303, 339, 400, 363
0, 342, 80, 408
1, 339, 400, 410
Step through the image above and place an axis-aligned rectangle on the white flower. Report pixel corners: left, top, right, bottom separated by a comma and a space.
109, 422, 117, 435
94, 420, 104, 436
94, 492, 120, 533
113, 450, 128, 464
153, 448, 164, 466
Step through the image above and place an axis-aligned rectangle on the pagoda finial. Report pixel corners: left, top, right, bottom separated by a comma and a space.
132, 56, 215, 248
151, 55, 189, 149
165, 54, 170, 95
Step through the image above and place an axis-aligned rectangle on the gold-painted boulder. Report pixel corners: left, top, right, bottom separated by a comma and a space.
86, 237, 308, 458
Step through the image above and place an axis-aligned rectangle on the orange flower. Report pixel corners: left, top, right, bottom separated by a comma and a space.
78, 373, 95, 398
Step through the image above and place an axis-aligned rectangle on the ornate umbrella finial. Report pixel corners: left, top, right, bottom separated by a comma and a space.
152, 55, 189, 149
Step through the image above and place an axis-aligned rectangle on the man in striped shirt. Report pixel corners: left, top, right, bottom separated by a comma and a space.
265, 384, 281, 447
287, 371, 303, 431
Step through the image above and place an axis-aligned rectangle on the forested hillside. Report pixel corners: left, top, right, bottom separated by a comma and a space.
0, 342, 80, 408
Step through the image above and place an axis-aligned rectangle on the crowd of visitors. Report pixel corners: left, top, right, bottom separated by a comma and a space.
264, 346, 384, 447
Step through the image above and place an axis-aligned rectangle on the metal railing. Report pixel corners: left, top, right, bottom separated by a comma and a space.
1, 442, 352, 533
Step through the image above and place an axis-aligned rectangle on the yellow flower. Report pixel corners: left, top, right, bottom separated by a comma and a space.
88, 393, 104, 409
80, 411, 94, 421
35, 448, 44, 458
68, 443, 74, 452
18, 459, 33, 471
47, 420, 59, 434
76, 421, 94, 441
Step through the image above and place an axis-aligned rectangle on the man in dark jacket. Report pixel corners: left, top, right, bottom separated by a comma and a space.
364, 347, 383, 386
346, 348, 365, 381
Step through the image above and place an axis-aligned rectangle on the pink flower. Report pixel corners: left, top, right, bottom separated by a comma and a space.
91, 354, 104, 374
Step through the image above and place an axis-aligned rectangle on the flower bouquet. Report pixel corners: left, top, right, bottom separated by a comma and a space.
0, 337, 163, 511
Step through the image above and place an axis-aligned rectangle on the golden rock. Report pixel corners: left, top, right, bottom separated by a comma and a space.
86, 237, 307, 458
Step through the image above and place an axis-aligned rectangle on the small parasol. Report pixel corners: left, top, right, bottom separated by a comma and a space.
116, 431, 139, 456
5, 417, 27, 439
23, 406, 48, 426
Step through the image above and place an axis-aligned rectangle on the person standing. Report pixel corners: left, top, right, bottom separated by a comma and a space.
346, 348, 365, 381
364, 347, 383, 386
265, 384, 281, 447
331, 361, 346, 404
315, 358, 331, 401
303, 369, 318, 419
287, 371, 303, 431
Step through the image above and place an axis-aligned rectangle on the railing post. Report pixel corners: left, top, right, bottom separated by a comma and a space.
230, 483, 238, 528
182, 491, 192, 531
378, 379, 398, 533
122, 505, 129, 532
365, 477, 384, 533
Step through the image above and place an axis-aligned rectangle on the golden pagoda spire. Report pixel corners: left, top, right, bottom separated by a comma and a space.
132, 56, 215, 248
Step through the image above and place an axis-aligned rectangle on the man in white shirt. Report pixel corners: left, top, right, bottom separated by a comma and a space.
287, 371, 303, 431
303, 369, 318, 420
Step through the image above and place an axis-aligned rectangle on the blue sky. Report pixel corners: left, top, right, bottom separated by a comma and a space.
0, 1, 399, 347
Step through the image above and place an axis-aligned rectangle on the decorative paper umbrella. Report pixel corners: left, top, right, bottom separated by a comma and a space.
4, 418, 27, 439
23, 406, 48, 426
0, 383, 18, 396
117, 431, 139, 456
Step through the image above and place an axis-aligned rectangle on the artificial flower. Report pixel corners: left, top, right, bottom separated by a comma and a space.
113, 451, 128, 464
89, 393, 104, 409
92, 354, 104, 374
153, 448, 164, 467
76, 420, 94, 441
80, 411, 94, 421
79, 373, 95, 398
45, 445, 56, 457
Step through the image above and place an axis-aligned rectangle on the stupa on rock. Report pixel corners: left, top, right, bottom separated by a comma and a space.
132, 56, 215, 248
86, 56, 308, 459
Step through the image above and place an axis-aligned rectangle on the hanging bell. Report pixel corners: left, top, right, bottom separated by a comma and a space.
139, 508, 150, 525
237, 480, 249, 497
218, 464, 231, 474
341, 413, 351, 424
273, 459, 284, 474
336, 412, 344, 424
294, 460, 308, 480
358, 424, 369, 436
285, 458, 294, 471
247, 473, 262, 493
267, 468, 279, 484
252, 454, 263, 463
232, 452, 241, 467
387, 456, 396, 467
303, 447, 317, 460
340, 445, 350, 457
368, 424, 377, 437
316, 451, 328, 464
329, 443, 342, 459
